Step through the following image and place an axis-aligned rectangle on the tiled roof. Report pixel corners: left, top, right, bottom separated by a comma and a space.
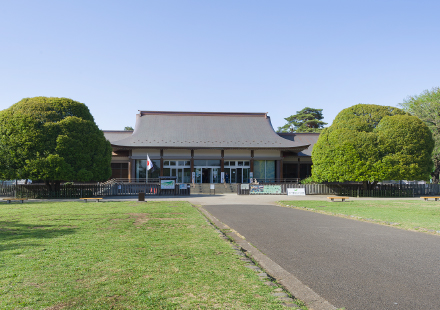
103, 130, 133, 143
277, 132, 320, 156
106, 111, 310, 151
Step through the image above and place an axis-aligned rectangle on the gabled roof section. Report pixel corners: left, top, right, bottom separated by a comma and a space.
103, 130, 134, 144
277, 132, 320, 156
108, 111, 310, 151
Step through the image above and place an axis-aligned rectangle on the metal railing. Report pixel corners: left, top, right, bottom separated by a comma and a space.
237, 183, 440, 197
0, 182, 190, 198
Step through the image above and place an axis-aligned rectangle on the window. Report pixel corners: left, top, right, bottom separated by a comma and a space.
136, 159, 160, 179
207, 160, 221, 166
253, 160, 275, 182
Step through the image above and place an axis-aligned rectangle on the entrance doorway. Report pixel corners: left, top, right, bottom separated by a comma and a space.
202, 168, 210, 183
195, 167, 221, 183
225, 167, 249, 183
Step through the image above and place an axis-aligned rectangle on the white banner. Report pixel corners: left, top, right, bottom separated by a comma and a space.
287, 188, 306, 195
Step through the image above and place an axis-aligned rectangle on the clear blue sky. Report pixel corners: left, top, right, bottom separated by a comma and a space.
1, 0, 439, 131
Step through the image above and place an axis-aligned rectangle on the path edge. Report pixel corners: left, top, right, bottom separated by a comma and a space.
197, 205, 337, 310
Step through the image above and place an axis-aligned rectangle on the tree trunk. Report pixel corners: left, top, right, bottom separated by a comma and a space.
45, 180, 53, 191
431, 159, 440, 184
45, 180, 61, 192
362, 181, 378, 191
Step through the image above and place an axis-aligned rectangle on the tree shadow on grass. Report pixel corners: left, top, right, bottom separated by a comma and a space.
0, 220, 77, 252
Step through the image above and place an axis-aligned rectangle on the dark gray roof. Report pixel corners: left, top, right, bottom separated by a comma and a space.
108, 111, 310, 151
277, 133, 320, 156
103, 130, 133, 143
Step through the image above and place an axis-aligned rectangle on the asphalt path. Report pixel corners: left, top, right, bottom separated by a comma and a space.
203, 204, 440, 310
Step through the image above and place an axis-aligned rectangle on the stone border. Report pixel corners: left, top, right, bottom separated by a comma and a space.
198, 205, 337, 310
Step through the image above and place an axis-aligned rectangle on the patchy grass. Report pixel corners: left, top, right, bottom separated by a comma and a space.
278, 199, 440, 233
0, 201, 292, 309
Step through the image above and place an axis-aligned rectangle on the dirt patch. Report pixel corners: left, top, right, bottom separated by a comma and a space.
127, 213, 186, 226
128, 213, 149, 226
45, 302, 71, 310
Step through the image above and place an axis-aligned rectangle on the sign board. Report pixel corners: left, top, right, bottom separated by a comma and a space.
241, 184, 249, 190
287, 188, 306, 195
250, 185, 282, 194
213, 169, 218, 182
221, 172, 225, 183
161, 180, 175, 189
250, 172, 253, 178
210, 184, 215, 190
179, 184, 187, 190
192, 172, 196, 183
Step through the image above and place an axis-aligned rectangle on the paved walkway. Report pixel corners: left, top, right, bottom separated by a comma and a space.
203, 203, 440, 310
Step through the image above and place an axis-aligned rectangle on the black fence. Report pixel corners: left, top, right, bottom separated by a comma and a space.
0, 182, 191, 199
2, 182, 438, 198
237, 183, 440, 197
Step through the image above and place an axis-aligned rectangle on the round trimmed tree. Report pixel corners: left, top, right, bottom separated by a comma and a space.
0, 97, 112, 190
312, 104, 434, 189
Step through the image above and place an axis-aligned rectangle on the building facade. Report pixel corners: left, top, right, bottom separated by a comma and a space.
104, 111, 318, 183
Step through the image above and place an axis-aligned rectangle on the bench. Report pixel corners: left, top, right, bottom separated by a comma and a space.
3, 198, 28, 203
327, 196, 349, 202
79, 198, 103, 202
421, 197, 440, 201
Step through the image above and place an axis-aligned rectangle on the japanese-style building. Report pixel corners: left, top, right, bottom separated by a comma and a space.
103, 111, 319, 183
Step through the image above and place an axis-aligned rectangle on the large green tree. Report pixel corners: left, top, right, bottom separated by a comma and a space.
312, 104, 434, 189
277, 107, 327, 133
0, 97, 112, 190
400, 87, 440, 183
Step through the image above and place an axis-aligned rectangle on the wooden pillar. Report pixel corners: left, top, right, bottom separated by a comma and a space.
221, 150, 225, 172
297, 157, 301, 180
129, 158, 135, 182
160, 149, 164, 176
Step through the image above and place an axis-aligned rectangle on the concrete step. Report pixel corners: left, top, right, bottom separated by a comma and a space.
191, 183, 237, 194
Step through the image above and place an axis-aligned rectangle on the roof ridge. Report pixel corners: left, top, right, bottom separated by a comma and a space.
139, 111, 268, 117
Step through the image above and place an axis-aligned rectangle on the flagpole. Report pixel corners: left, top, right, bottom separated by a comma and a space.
146, 154, 153, 184
146, 155, 148, 184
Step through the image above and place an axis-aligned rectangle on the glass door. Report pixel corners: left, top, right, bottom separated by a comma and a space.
237, 168, 243, 183
242, 168, 249, 183
212, 168, 220, 183
224, 168, 230, 183
177, 169, 183, 183
230, 168, 237, 183
196, 168, 202, 183
170, 168, 183, 183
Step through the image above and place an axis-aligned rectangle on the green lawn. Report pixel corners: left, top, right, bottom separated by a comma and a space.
0, 201, 295, 309
279, 199, 440, 233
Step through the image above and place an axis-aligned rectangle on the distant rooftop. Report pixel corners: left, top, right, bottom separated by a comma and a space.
277, 132, 320, 156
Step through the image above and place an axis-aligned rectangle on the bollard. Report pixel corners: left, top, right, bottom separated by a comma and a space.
138, 191, 145, 201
